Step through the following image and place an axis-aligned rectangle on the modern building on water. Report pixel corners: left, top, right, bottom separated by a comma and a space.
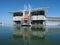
10, 7, 48, 27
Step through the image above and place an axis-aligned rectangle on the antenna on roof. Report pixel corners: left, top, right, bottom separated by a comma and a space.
28, 4, 31, 9
28, 4, 31, 16
24, 4, 28, 11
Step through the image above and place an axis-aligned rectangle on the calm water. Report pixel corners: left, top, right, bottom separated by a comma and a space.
0, 25, 60, 45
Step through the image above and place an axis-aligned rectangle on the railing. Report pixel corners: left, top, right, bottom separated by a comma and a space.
13, 16, 60, 21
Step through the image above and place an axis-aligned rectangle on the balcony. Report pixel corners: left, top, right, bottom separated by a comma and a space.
31, 15, 46, 20
13, 16, 22, 21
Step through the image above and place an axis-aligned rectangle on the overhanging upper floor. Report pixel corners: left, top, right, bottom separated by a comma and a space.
9, 8, 48, 16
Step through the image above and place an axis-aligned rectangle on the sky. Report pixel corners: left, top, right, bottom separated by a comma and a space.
0, 0, 60, 26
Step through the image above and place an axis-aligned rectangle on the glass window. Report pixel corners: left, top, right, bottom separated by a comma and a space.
31, 11, 45, 16
40, 11, 45, 15
13, 13, 23, 16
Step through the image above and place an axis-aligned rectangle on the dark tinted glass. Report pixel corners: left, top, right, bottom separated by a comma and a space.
31, 11, 45, 16
13, 13, 23, 16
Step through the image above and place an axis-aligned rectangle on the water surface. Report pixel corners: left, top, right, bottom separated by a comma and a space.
0, 25, 60, 45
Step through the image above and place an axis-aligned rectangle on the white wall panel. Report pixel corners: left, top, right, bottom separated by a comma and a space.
38, 15, 46, 20
31, 15, 46, 20
31, 16, 38, 20
13, 16, 22, 21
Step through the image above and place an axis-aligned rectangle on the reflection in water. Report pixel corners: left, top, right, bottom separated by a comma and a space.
31, 27, 46, 38
12, 24, 48, 45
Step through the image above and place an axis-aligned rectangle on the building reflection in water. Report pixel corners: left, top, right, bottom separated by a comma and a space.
12, 24, 48, 45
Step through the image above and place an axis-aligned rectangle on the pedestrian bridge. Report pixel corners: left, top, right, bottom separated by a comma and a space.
47, 17, 60, 21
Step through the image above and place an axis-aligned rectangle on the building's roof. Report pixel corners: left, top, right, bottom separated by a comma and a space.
9, 8, 48, 14
9, 10, 23, 14
31, 8, 48, 12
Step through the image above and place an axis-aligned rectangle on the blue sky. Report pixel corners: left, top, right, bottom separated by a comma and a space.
0, 0, 60, 25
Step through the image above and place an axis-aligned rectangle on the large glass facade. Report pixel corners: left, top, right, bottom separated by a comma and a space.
13, 12, 23, 16
31, 11, 45, 16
